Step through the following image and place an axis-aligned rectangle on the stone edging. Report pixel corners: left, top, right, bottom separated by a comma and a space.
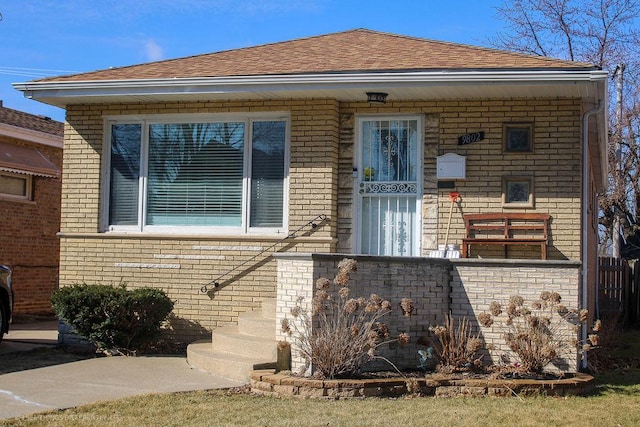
250, 370, 594, 398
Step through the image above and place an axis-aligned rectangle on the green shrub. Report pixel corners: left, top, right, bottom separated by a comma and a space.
51, 283, 174, 353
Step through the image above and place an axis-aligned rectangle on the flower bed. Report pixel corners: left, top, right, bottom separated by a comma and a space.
249, 370, 594, 399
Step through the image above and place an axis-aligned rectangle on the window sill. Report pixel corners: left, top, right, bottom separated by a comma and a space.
0, 195, 35, 205
57, 231, 336, 243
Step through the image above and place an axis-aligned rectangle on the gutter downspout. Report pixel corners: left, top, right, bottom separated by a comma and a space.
581, 100, 604, 370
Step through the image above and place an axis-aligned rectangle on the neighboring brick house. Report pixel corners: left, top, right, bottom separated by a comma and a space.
14, 30, 607, 371
0, 102, 63, 315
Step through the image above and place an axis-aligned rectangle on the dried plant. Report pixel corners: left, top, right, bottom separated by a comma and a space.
478, 292, 600, 374
281, 258, 413, 379
428, 313, 483, 372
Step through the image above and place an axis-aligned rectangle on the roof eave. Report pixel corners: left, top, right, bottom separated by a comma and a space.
0, 122, 64, 149
13, 69, 609, 108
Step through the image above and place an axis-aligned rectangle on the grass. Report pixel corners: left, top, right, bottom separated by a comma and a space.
3, 377, 640, 427
3, 330, 640, 427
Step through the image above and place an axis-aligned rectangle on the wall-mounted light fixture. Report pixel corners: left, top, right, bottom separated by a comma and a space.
366, 92, 388, 104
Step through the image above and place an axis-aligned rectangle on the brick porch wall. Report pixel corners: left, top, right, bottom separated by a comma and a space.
276, 253, 582, 374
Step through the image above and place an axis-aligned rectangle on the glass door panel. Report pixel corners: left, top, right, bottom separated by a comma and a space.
358, 118, 420, 256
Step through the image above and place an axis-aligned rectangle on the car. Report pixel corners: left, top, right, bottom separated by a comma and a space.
0, 265, 13, 343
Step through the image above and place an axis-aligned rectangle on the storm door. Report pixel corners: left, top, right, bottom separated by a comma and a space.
357, 117, 421, 256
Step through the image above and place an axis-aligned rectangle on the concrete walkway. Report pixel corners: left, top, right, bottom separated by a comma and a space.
0, 321, 244, 420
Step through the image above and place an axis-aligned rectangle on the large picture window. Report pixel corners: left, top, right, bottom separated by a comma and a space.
105, 115, 288, 233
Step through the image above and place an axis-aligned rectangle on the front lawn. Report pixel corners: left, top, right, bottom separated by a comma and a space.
4, 329, 640, 427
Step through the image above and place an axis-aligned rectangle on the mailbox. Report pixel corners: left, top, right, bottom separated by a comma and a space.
436, 153, 466, 180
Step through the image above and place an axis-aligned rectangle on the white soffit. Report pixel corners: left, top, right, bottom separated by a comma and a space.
14, 70, 608, 108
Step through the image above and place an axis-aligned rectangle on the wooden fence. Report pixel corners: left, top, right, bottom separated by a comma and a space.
598, 257, 640, 324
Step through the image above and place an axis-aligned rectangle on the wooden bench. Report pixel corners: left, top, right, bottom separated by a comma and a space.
461, 213, 551, 259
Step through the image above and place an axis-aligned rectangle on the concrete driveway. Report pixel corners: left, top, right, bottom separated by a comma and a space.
0, 321, 244, 420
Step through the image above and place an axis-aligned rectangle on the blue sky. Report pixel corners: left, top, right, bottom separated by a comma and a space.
0, 0, 506, 122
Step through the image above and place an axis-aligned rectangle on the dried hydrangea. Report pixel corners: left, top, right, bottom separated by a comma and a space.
589, 334, 599, 346
316, 277, 330, 290
549, 292, 561, 304
281, 318, 292, 335
370, 294, 382, 305
477, 312, 493, 327
397, 332, 411, 346
344, 298, 359, 314
381, 300, 392, 311
400, 298, 414, 317
334, 258, 357, 285
556, 304, 569, 316
593, 319, 602, 332
429, 325, 447, 337
510, 295, 525, 307
364, 303, 378, 313
376, 322, 390, 338
489, 301, 502, 316
338, 286, 350, 299
579, 309, 588, 322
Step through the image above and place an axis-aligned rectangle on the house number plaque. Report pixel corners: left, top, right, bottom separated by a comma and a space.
457, 131, 485, 145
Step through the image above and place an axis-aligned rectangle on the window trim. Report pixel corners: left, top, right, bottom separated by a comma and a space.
0, 171, 32, 201
101, 113, 290, 235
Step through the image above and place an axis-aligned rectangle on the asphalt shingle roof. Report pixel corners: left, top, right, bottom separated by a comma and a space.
0, 104, 64, 136
38, 29, 597, 83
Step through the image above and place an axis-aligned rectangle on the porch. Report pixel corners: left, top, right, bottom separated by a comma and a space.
188, 253, 582, 381
275, 253, 582, 375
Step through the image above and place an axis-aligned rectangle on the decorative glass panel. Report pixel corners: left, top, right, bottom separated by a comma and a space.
502, 176, 534, 208
504, 123, 533, 152
359, 119, 419, 256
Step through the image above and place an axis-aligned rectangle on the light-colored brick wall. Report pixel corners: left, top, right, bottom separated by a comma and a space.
277, 254, 582, 373
276, 253, 450, 374
60, 96, 587, 340
451, 259, 582, 372
60, 100, 340, 339
337, 99, 583, 261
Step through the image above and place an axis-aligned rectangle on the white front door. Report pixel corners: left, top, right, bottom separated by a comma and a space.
356, 117, 422, 256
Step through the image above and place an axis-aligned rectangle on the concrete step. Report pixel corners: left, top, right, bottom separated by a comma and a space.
237, 310, 275, 337
187, 341, 275, 383
186, 298, 278, 383
261, 298, 276, 317
211, 326, 276, 357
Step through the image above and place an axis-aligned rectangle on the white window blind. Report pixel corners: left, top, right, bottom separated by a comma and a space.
109, 124, 141, 225
147, 122, 245, 226
106, 116, 287, 233
250, 121, 285, 228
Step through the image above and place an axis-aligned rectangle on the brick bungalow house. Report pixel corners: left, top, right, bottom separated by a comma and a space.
0, 102, 63, 315
14, 29, 607, 377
